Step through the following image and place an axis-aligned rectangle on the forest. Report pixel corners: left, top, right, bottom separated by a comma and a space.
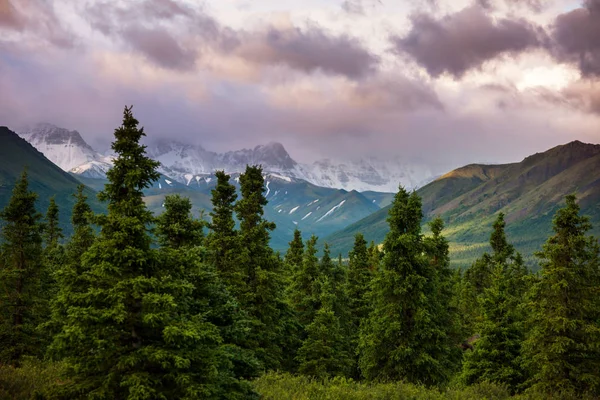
1, 107, 599, 400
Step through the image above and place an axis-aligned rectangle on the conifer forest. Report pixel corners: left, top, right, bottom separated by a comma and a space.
1, 108, 600, 400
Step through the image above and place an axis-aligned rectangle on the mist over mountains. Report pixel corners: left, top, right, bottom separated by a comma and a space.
17, 123, 437, 193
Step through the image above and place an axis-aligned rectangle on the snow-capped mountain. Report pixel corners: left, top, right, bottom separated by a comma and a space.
148, 140, 434, 192
18, 123, 113, 178
298, 157, 435, 193
18, 123, 435, 192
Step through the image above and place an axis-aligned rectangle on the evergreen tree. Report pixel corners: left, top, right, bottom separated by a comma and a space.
460, 214, 528, 392
288, 235, 321, 327
368, 241, 380, 272
346, 234, 373, 377
48, 185, 96, 356
43, 197, 63, 249
41, 196, 65, 283
39, 197, 66, 344
347, 233, 373, 330
358, 188, 452, 385
0, 170, 45, 364
296, 278, 353, 379
206, 171, 241, 293
235, 165, 287, 370
456, 215, 520, 339
523, 195, 600, 397
156, 194, 204, 249
156, 194, 259, 399
284, 229, 304, 280
424, 218, 462, 378
320, 243, 335, 278
52, 107, 228, 399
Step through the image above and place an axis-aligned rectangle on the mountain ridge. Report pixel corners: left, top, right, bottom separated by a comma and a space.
17, 123, 434, 193
325, 140, 600, 268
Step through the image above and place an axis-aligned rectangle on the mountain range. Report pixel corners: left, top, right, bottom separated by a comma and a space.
17, 123, 435, 193
2, 122, 599, 267
325, 140, 600, 269
0, 126, 103, 234
3, 125, 397, 250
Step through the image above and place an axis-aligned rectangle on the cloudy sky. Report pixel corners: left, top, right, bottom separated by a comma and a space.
0, 0, 599, 169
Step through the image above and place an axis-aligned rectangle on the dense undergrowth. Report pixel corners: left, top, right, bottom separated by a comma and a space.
2, 365, 592, 400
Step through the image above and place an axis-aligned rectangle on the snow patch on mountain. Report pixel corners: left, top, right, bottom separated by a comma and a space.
317, 200, 346, 222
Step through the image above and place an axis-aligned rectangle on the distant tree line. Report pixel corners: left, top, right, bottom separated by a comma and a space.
1, 107, 599, 399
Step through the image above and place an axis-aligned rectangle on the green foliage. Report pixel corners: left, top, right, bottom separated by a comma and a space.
288, 235, 321, 327
359, 188, 455, 385
0, 170, 46, 364
234, 165, 288, 370
0, 358, 68, 399
155, 194, 205, 249
522, 195, 600, 397
43, 197, 63, 248
253, 372, 517, 400
47, 185, 96, 358
284, 229, 304, 280
460, 214, 528, 392
51, 107, 234, 399
296, 279, 353, 378
206, 170, 241, 293
156, 194, 259, 399
424, 217, 463, 377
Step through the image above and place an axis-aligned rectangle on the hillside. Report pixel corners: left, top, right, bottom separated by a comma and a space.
326, 141, 600, 268
142, 172, 382, 251
0, 127, 102, 234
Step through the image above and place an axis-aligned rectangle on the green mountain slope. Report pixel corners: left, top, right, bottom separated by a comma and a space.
139, 172, 383, 251
0, 127, 102, 234
326, 141, 600, 269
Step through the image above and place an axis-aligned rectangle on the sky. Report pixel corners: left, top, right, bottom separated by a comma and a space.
0, 0, 599, 169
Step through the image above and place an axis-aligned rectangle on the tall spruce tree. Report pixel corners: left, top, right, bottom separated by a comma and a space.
296, 278, 353, 379
424, 217, 462, 378
234, 165, 287, 370
206, 171, 241, 293
156, 194, 204, 249
460, 214, 527, 392
52, 107, 228, 399
523, 195, 600, 397
284, 229, 304, 280
288, 235, 321, 327
41, 197, 65, 283
347, 233, 373, 330
0, 170, 45, 364
346, 233, 373, 378
368, 241, 380, 272
358, 188, 452, 385
43, 197, 63, 249
156, 194, 259, 399
48, 185, 96, 356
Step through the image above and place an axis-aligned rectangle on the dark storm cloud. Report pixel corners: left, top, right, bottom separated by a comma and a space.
0, 0, 23, 30
0, 0, 73, 47
341, 0, 365, 14
476, 0, 545, 12
85, 0, 377, 78
551, 0, 600, 77
122, 26, 197, 70
236, 26, 379, 79
393, 5, 544, 78
561, 80, 600, 114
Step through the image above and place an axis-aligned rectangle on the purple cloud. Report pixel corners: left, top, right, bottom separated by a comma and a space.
235, 26, 379, 79
551, 0, 600, 77
393, 6, 544, 78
